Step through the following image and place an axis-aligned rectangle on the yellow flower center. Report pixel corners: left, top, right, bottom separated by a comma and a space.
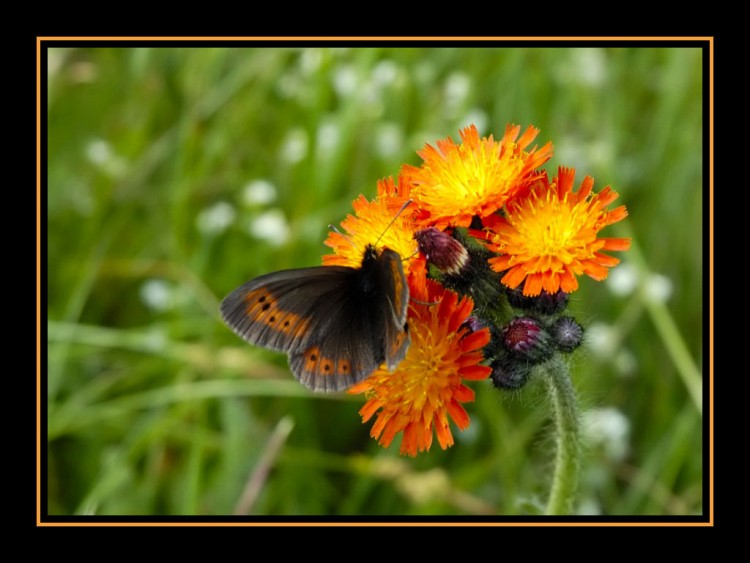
508, 191, 598, 267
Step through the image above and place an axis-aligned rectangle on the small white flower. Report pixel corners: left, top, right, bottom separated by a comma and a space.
607, 262, 638, 296
299, 48, 324, 75
582, 407, 631, 463
583, 322, 619, 358
374, 123, 404, 158
444, 72, 470, 105
645, 273, 673, 303
279, 128, 309, 164
571, 48, 606, 87
140, 279, 173, 312
196, 201, 235, 235
332, 64, 358, 96
372, 60, 399, 88
241, 180, 277, 206
316, 120, 340, 158
85, 138, 126, 177
248, 209, 290, 246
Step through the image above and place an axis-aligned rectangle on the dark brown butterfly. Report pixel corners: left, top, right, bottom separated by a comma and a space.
219, 245, 410, 392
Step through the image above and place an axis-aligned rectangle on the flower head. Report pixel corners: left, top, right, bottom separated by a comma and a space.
322, 175, 419, 277
401, 124, 553, 230
349, 272, 491, 457
479, 167, 631, 296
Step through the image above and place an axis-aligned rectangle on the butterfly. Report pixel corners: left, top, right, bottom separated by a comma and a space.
219, 244, 410, 392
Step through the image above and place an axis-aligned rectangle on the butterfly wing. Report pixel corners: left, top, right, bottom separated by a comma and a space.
376, 249, 411, 370
287, 288, 387, 392
220, 265, 386, 392
220, 266, 347, 353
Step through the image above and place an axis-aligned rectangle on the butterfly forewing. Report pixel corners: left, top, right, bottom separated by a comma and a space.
220, 265, 354, 353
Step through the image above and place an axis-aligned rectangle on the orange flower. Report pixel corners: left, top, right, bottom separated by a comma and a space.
349, 272, 491, 457
322, 175, 420, 277
480, 167, 631, 296
401, 124, 553, 230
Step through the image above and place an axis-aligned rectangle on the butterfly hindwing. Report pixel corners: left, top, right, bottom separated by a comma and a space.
376, 249, 410, 370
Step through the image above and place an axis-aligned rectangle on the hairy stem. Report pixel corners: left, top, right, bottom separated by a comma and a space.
543, 356, 581, 515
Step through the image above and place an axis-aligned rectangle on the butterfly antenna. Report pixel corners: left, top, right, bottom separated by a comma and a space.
402, 248, 420, 262
374, 199, 413, 247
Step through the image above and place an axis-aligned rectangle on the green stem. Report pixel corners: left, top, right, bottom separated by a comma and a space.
543, 355, 581, 515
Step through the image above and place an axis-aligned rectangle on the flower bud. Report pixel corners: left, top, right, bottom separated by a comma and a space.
460, 315, 486, 335
490, 356, 532, 390
507, 288, 569, 315
550, 316, 584, 353
501, 317, 554, 364
414, 227, 469, 275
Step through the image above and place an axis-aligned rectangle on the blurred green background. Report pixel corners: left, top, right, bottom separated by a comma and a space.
45, 45, 705, 517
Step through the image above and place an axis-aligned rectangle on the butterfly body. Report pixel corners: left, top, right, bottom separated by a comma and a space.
220, 245, 410, 392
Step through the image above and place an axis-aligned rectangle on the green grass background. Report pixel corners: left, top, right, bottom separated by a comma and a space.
45, 44, 706, 517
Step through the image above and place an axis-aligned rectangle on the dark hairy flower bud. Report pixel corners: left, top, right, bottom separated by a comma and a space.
414, 227, 469, 275
490, 356, 532, 390
550, 316, 584, 353
460, 315, 486, 335
501, 317, 554, 364
506, 288, 569, 315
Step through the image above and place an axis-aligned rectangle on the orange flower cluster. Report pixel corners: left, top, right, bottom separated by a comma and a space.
324, 124, 630, 456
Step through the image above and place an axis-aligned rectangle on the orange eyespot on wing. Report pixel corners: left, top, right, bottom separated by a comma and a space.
291, 345, 367, 392
302, 346, 331, 374
301, 346, 354, 378
241, 287, 311, 338
336, 358, 352, 375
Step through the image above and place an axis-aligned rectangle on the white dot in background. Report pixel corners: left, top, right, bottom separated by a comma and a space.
582, 407, 630, 463
583, 322, 618, 359
196, 201, 235, 235
85, 138, 112, 165
607, 262, 638, 296
645, 273, 673, 303
374, 123, 404, 158
332, 64, 358, 96
571, 48, 606, 87
241, 180, 277, 206
444, 72, 470, 105
248, 209, 290, 246
279, 128, 309, 164
316, 120, 341, 158
577, 497, 602, 516
140, 279, 173, 312
299, 48, 323, 75
372, 59, 399, 88
443, 72, 471, 119
85, 138, 126, 177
